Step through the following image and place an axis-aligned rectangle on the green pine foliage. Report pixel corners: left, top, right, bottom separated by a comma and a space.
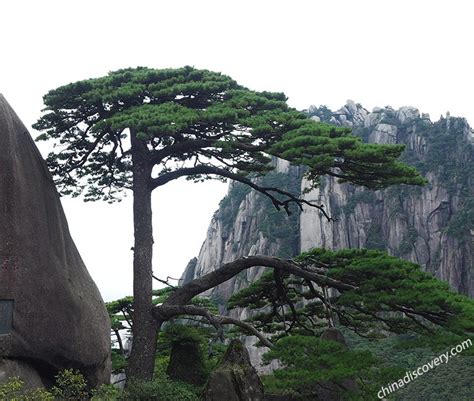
311, 249, 474, 338
270, 122, 425, 191
230, 248, 474, 340
34, 66, 425, 202
348, 333, 474, 401
262, 335, 399, 400
229, 248, 474, 399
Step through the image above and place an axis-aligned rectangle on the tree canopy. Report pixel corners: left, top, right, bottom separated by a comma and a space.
228, 248, 474, 340
226, 248, 474, 399
35, 66, 424, 203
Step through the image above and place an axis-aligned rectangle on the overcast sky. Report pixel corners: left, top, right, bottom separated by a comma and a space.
1, 1, 473, 301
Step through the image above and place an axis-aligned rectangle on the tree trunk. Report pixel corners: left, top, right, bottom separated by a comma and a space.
113, 328, 125, 355
126, 131, 158, 383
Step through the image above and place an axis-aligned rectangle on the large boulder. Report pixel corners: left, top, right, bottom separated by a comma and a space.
320, 327, 348, 345
166, 341, 207, 386
203, 339, 264, 401
0, 95, 111, 386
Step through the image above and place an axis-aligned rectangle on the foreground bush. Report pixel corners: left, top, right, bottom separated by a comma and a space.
0, 377, 53, 401
122, 375, 199, 401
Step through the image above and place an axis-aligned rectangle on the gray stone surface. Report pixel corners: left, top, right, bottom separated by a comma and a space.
0, 95, 111, 386
203, 339, 264, 401
320, 327, 347, 346
0, 358, 48, 390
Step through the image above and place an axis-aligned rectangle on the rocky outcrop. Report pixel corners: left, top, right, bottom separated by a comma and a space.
0, 95, 111, 386
203, 339, 264, 401
302, 102, 474, 297
320, 327, 347, 346
166, 341, 206, 386
181, 101, 474, 369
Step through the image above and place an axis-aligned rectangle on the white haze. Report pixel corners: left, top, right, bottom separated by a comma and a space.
1, 0, 473, 301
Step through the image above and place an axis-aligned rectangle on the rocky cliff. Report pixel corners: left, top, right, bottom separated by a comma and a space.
302, 101, 474, 296
181, 101, 474, 367
182, 157, 303, 304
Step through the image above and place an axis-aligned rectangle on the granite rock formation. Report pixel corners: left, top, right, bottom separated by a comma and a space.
203, 339, 264, 401
0, 95, 111, 386
166, 341, 207, 386
0, 358, 48, 390
302, 102, 474, 296
181, 101, 474, 370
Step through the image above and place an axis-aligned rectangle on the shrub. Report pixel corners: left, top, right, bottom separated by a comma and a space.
91, 384, 121, 400
121, 376, 199, 401
0, 377, 23, 399
0, 377, 53, 401
50, 369, 89, 400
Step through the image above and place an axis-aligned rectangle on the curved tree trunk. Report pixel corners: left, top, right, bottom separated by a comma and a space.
126, 131, 158, 383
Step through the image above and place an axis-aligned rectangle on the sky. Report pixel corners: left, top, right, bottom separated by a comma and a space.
1, 1, 473, 301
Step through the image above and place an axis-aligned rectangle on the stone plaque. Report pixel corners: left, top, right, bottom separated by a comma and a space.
0, 300, 13, 334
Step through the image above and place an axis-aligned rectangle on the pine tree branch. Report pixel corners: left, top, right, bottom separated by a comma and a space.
154, 304, 274, 348
165, 255, 356, 307
151, 165, 332, 218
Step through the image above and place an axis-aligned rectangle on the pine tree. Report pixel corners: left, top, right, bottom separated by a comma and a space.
35, 66, 425, 382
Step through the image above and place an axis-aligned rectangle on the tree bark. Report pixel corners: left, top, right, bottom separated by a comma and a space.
126, 131, 158, 383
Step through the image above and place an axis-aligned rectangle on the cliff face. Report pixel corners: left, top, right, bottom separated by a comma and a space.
181, 101, 474, 366
181, 159, 304, 366
302, 101, 474, 296
183, 158, 303, 308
